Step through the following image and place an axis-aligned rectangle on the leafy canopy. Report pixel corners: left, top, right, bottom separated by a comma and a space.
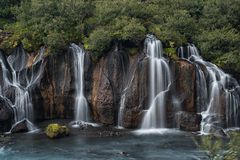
0, 0, 240, 72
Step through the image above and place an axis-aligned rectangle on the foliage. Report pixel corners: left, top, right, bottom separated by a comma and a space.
196, 132, 240, 160
0, 0, 240, 72
0, 0, 21, 28
84, 27, 112, 61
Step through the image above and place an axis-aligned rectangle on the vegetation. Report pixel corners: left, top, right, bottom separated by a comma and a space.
196, 131, 240, 160
0, 0, 21, 28
45, 123, 69, 139
0, 0, 240, 72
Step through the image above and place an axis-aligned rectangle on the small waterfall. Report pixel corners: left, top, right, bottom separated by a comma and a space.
70, 43, 90, 126
0, 46, 45, 132
141, 35, 171, 129
178, 45, 240, 133
177, 43, 199, 59
117, 63, 136, 128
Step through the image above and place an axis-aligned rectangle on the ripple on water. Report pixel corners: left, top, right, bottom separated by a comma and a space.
0, 146, 12, 156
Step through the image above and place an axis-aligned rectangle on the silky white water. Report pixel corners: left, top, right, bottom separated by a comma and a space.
177, 43, 199, 59
178, 45, 240, 133
0, 47, 45, 132
70, 44, 90, 126
141, 35, 171, 129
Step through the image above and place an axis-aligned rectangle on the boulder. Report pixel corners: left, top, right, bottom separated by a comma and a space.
45, 123, 69, 139
10, 119, 35, 133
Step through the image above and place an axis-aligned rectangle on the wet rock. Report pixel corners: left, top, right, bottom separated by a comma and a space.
170, 59, 196, 112
45, 123, 69, 139
10, 119, 33, 133
70, 121, 95, 130
175, 111, 201, 131
0, 97, 13, 132
0, 98, 13, 121
122, 56, 149, 128
91, 47, 128, 125
202, 124, 229, 138
98, 130, 122, 137
32, 49, 76, 120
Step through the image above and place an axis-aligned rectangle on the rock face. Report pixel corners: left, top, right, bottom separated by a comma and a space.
91, 47, 128, 125
91, 47, 149, 128
121, 56, 149, 128
0, 97, 13, 132
167, 59, 199, 129
1, 44, 238, 133
32, 48, 93, 121
33, 50, 74, 121
170, 59, 196, 112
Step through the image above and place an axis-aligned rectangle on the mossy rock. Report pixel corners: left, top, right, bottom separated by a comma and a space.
45, 124, 69, 139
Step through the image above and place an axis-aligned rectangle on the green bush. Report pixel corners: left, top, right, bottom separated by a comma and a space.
84, 28, 112, 61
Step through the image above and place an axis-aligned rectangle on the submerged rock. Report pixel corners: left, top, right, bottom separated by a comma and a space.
45, 123, 69, 139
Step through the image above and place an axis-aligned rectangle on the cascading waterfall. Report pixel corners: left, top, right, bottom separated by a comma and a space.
178, 45, 240, 133
0, 46, 45, 132
70, 43, 90, 126
141, 35, 171, 129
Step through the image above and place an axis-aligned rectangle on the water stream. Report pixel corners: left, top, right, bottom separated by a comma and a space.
141, 35, 171, 129
177, 45, 240, 134
70, 44, 90, 127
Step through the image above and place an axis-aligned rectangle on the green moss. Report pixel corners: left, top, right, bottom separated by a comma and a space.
45, 123, 69, 139
164, 47, 178, 60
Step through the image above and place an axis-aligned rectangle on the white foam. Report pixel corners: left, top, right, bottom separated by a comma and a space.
70, 121, 101, 128
133, 128, 182, 135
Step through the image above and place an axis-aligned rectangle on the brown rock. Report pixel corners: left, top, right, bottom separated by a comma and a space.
91, 47, 127, 125
122, 56, 149, 128
170, 59, 196, 112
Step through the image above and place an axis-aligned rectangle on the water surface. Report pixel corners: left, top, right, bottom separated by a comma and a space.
0, 129, 209, 160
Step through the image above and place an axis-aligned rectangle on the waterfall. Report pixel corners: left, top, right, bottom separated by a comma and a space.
177, 43, 199, 59
117, 64, 136, 128
0, 46, 45, 132
178, 45, 240, 133
141, 35, 171, 129
70, 44, 90, 126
